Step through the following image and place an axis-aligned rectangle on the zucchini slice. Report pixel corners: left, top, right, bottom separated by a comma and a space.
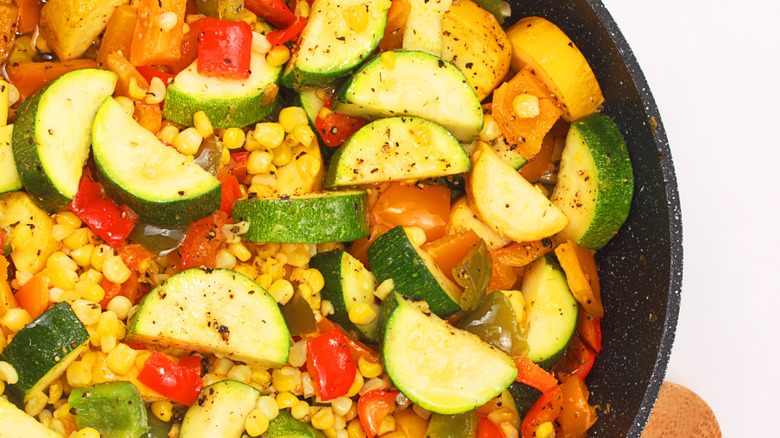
180, 380, 260, 438
69, 381, 148, 438
12, 68, 117, 212
309, 250, 379, 341
92, 97, 221, 225
0, 302, 90, 403
382, 294, 517, 414
0, 125, 21, 194
231, 190, 369, 244
323, 116, 470, 187
126, 268, 291, 367
368, 225, 461, 317
266, 409, 327, 438
550, 113, 634, 249
466, 141, 568, 242
164, 51, 282, 129
332, 50, 483, 142
281, 0, 390, 89
0, 397, 62, 437
521, 255, 578, 369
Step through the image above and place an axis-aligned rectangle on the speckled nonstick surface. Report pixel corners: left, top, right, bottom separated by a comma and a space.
503, 1, 683, 436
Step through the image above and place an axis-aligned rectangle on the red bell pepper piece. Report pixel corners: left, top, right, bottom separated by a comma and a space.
577, 311, 602, 353
477, 415, 506, 438
117, 243, 154, 271
197, 17, 253, 79
552, 336, 597, 383
218, 151, 250, 182
219, 174, 242, 214
179, 211, 230, 270
316, 318, 381, 364
244, 0, 296, 28
137, 351, 203, 406
265, 16, 308, 46
306, 329, 357, 401
357, 389, 399, 438
99, 271, 144, 308
520, 386, 563, 438
179, 355, 204, 375
68, 176, 136, 248
315, 97, 369, 147
514, 355, 558, 393
136, 65, 175, 87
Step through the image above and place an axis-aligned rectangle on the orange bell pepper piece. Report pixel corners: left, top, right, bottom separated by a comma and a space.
379, 0, 410, 51
6, 59, 100, 100
520, 386, 563, 438
130, 0, 187, 66
103, 51, 163, 133
15, 274, 49, 320
554, 240, 603, 318
16, 0, 41, 35
556, 376, 597, 436
97, 5, 139, 65
423, 229, 481, 283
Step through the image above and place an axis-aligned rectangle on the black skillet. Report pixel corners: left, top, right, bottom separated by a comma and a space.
502, 0, 683, 436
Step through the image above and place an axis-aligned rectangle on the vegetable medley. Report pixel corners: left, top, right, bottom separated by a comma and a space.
0, 0, 634, 437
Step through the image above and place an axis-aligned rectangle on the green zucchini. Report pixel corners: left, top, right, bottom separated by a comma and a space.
521, 255, 578, 369
231, 190, 369, 244
368, 225, 461, 317
92, 97, 222, 225
0, 125, 20, 194
263, 409, 327, 438
332, 50, 483, 142
0, 397, 61, 438
281, 0, 390, 89
11, 68, 117, 212
323, 116, 470, 188
551, 113, 634, 249
382, 294, 517, 414
69, 381, 148, 438
163, 50, 282, 129
180, 380, 260, 438
0, 302, 90, 403
126, 268, 291, 368
309, 250, 379, 341
425, 410, 479, 438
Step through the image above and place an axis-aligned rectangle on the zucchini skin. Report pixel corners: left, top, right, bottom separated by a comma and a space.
11, 80, 68, 213
0, 302, 89, 402
163, 83, 277, 130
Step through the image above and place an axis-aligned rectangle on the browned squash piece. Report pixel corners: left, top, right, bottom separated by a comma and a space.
492, 240, 553, 268
0, 4, 18, 64
554, 240, 603, 318
491, 65, 563, 160
379, 0, 411, 51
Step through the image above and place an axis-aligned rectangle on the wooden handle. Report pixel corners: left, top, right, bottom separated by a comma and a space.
641, 381, 721, 438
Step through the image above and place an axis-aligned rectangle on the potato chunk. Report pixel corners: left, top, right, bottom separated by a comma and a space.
40, 0, 129, 60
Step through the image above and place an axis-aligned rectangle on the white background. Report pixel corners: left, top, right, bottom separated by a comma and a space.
598, 1, 780, 436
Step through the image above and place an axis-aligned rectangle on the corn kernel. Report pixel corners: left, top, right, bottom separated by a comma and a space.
296, 153, 321, 180
75, 280, 105, 303
106, 343, 138, 376
106, 296, 133, 320
312, 407, 335, 430
212, 357, 235, 376
128, 76, 148, 101
272, 144, 292, 166
344, 5, 369, 33
37, 408, 53, 426
320, 299, 334, 316
261, 83, 279, 106
380, 51, 396, 69
63, 228, 90, 251
348, 303, 377, 326
272, 366, 301, 393
228, 242, 252, 262
479, 114, 501, 142
45, 267, 78, 291
357, 356, 383, 379
266, 45, 291, 67
512, 93, 540, 118
55, 211, 82, 228
0, 361, 18, 384
174, 127, 203, 155
80, 269, 104, 285
346, 372, 364, 398
103, 255, 131, 284
291, 400, 310, 420
245, 408, 270, 436
91, 245, 113, 272
275, 391, 299, 409
215, 248, 238, 270
288, 340, 308, 368
71, 300, 102, 326
158, 125, 180, 144
331, 397, 353, 417
70, 244, 94, 267
256, 395, 279, 420
201, 373, 224, 387
268, 279, 294, 305
279, 107, 309, 133
158, 11, 179, 32
347, 418, 367, 438
373, 279, 394, 301
535, 421, 555, 438
499, 422, 519, 438
294, 0, 310, 18
74, 427, 101, 438
227, 364, 253, 383
145, 76, 167, 105
193, 110, 214, 138
222, 127, 246, 149
97, 310, 120, 338
253, 123, 286, 149
152, 400, 174, 422
248, 150, 274, 175
251, 31, 272, 54
2, 307, 33, 332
